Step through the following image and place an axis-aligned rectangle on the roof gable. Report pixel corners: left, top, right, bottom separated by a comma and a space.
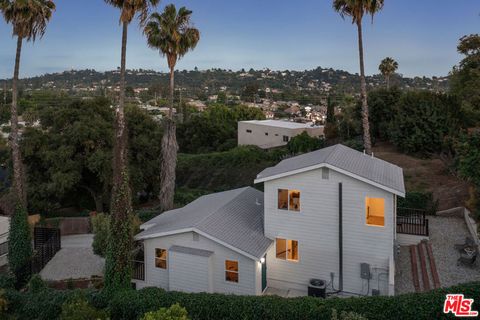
254, 144, 405, 196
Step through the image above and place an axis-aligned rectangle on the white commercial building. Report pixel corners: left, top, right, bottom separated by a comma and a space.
238, 120, 324, 149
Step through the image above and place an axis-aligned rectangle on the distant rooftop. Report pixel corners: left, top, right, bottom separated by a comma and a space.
240, 120, 322, 129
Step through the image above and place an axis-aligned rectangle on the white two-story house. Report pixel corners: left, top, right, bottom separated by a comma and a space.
134, 144, 405, 296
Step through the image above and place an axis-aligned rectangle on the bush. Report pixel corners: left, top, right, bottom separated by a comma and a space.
60, 293, 109, 320
8, 204, 32, 287
108, 282, 480, 320
398, 191, 439, 215
141, 303, 189, 320
27, 275, 47, 294
287, 132, 325, 154
0, 273, 15, 290
331, 309, 367, 320
91, 213, 110, 257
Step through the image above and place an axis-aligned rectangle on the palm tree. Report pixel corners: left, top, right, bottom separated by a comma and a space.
379, 57, 398, 89
144, 4, 200, 211
103, 0, 159, 292
1, 0, 55, 286
1, 0, 55, 208
333, 0, 384, 154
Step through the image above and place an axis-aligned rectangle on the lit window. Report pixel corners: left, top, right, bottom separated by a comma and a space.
277, 189, 300, 211
276, 238, 299, 262
278, 189, 288, 210
289, 190, 300, 211
155, 248, 167, 269
225, 260, 239, 283
366, 198, 385, 227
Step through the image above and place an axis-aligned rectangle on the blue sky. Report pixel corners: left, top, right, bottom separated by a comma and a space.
0, 0, 478, 78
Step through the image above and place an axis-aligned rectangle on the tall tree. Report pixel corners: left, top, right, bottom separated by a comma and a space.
1, 0, 55, 286
379, 57, 398, 89
144, 4, 200, 211
333, 0, 384, 154
1, 0, 55, 207
103, 0, 159, 292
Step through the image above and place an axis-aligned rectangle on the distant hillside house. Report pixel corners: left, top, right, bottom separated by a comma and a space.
238, 120, 324, 149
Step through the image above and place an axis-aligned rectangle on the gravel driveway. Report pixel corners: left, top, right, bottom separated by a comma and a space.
40, 234, 105, 281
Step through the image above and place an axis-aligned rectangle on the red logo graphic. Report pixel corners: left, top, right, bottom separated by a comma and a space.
443, 294, 478, 317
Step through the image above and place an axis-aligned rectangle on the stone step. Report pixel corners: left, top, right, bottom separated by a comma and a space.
424, 240, 441, 289
417, 242, 431, 291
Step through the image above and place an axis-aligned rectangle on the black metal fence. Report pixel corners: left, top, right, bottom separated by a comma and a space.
397, 207, 429, 236
132, 261, 145, 281
31, 227, 61, 274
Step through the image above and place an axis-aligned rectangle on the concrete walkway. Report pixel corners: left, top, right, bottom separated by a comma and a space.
40, 234, 105, 281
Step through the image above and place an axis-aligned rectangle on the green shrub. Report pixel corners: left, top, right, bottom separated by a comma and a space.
108, 282, 480, 320
398, 191, 439, 215
0, 273, 15, 290
91, 213, 110, 257
331, 309, 368, 320
0, 289, 8, 314
141, 303, 189, 320
60, 293, 109, 320
27, 274, 47, 294
287, 132, 325, 154
8, 204, 32, 287
2, 282, 479, 320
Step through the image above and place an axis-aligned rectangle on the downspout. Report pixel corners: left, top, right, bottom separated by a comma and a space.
339, 182, 343, 292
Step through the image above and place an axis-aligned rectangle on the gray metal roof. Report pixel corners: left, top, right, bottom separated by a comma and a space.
136, 187, 273, 259
170, 245, 214, 257
256, 144, 405, 195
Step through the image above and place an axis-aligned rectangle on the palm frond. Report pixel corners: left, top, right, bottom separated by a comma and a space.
1, 0, 56, 41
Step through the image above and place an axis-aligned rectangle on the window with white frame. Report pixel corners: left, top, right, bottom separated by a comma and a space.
225, 260, 239, 283
155, 248, 167, 269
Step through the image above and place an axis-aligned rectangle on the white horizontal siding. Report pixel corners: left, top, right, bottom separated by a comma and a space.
264, 168, 394, 295
143, 231, 260, 295
169, 251, 211, 293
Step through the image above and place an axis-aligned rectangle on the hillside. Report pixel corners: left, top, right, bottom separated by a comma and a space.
373, 142, 471, 210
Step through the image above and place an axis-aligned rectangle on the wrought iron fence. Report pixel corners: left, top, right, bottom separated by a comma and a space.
397, 207, 429, 236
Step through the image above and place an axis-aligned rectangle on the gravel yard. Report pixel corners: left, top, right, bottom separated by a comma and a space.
40, 234, 105, 281
395, 215, 479, 295
429, 215, 480, 287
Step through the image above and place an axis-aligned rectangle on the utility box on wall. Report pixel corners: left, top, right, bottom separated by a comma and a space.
360, 263, 371, 280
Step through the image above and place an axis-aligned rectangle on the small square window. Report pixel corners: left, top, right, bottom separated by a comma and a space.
265, 132, 269, 136
225, 260, 239, 283
276, 238, 299, 261
155, 248, 167, 269
283, 135, 289, 142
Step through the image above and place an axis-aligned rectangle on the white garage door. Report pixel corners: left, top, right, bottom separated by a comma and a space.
169, 246, 213, 293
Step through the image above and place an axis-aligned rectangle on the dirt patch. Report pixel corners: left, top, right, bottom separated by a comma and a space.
373, 142, 471, 210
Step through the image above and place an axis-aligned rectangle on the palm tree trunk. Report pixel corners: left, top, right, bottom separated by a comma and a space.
159, 66, 178, 211
356, 20, 372, 154
11, 36, 26, 209
104, 21, 133, 293
169, 66, 174, 118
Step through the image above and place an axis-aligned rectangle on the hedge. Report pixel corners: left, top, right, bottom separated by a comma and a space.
108, 283, 480, 320
3, 282, 479, 320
